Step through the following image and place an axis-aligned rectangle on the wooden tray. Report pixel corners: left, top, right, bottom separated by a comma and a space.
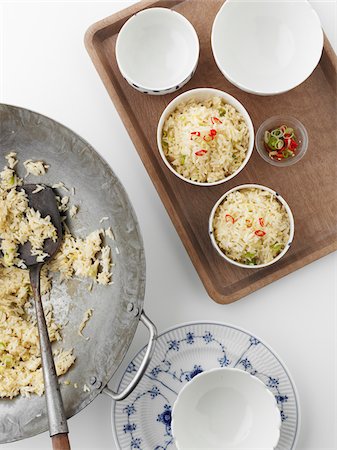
85, 0, 337, 304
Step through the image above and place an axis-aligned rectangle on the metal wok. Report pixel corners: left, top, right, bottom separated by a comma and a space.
0, 104, 156, 443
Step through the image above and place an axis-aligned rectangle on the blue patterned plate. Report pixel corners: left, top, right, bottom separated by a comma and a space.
112, 322, 300, 450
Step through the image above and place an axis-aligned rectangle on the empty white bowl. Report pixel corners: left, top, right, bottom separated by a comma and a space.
157, 88, 254, 186
211, 0, 324, 95
209, 184, 295, 269
172, 368, 281, 450
116, 8, 199, 95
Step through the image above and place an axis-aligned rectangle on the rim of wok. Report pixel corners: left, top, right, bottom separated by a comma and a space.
0, 104, 146, 443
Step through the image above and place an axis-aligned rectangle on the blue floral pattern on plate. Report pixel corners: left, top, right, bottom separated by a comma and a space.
113, 322, 300, 450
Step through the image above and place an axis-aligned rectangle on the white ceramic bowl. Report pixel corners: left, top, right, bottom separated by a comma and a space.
209, 184, 294, 269
157, 88, 254, 186
116, 8, 199, 95
172, 368, 281, 450
211, 0, 324, 95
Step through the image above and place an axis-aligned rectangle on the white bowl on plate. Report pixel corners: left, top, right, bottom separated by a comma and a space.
211, 0, 323, 95
157, 88, 254, 186
209, 184, 294, 269
116, 7, 199, 95
172, 368, 281, 450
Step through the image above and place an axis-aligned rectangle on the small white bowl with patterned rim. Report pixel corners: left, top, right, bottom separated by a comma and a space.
116, 8, 199, 95
209, 184, 294, 269
172, 367, 281, 450
157, 88, 254, 186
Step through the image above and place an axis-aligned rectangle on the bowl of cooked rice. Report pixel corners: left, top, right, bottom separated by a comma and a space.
209, 184, 294, 268
157, 88, 254, 186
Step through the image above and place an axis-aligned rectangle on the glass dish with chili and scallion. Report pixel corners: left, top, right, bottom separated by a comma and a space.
256, 116, 308, 167
264, 125, 298, 161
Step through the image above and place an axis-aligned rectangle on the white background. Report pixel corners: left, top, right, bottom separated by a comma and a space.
0, 1, 336, 449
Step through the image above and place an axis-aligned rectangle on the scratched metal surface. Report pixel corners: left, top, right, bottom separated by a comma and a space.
0, 104, 146, 443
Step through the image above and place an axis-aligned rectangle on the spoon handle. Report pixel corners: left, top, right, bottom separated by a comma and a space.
30, 264, 70, 449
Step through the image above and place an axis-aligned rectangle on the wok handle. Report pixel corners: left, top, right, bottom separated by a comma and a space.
52, 433, 71, 450
103, 311, 157, 401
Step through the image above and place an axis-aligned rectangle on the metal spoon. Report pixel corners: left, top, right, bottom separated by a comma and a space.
19, 184, 70, 450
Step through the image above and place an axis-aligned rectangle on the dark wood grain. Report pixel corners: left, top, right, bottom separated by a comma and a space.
52, 434, 70, 450
85, 0, 337, 304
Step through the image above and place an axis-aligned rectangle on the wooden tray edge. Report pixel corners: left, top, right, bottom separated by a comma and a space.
220, 241, 337, 305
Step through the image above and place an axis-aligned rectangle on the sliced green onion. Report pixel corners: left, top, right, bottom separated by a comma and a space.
264, 130, 271, 144
271, 128, 283, 138
219, 107, 226, 117
2, 355, 13, 367
267, 136, 279, 149
272, 243, 283, 253
282, 149, 294, 158
244, 252, 256, 264
0, 342, 5, 351
276, 140, 284, 150
284, 127, 293, 135
180, 155, 186, 165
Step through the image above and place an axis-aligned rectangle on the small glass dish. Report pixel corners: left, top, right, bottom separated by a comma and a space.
255, 115, 308, 167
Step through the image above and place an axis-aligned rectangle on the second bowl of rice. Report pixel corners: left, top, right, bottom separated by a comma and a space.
209, 184, 294, 269
157, 88, 254, 186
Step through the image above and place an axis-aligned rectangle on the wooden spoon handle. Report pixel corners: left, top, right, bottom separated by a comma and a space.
52, 433, 71, 450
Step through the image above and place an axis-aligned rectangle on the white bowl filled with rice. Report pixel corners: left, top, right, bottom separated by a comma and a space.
157, 88, 254, 186
209, 184, 294, 269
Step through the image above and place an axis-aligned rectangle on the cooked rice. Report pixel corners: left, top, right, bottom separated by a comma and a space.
213, 188, 290, 265
78, 308, 93, 339
105, 226, 115, 241
23, 159, 49, 177
162, 96, 250, 183
52, 182, 69, 192
0, 183, 57, 267
58, 196, 69, 212
0, 153, 113, 398
5, 152, 18, 169
32, 184, 45, 194
69, 205, 78, 218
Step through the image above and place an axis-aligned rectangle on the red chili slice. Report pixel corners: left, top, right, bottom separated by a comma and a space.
190, 131, 200, 141
255, 230, 266, 237
225, 214, 235, 224
288, 139, 298, 150
259, 218, 265, 227
211, 117, 222, 124
209, 129, 217, 137
195, 149, 207, 156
